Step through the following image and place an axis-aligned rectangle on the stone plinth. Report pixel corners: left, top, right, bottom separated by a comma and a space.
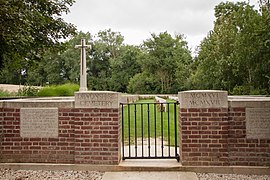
75, 91, 119, 108
179, 90, 228, 108
178, 90, 229, 166
74, 91, 121, 164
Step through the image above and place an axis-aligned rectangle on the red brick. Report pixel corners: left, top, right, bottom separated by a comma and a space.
181, 113, 192, 117
191, 113, 199, 117
188, 135, 201, 138
3, 108, 15, 112
232, 107, 245, 112
180, 108, 187, 112
208, 108, 222, 112
199, 113, 211, 116
100, 109, 112, 112
189, 152, 202, 156
188, 108, 200, 112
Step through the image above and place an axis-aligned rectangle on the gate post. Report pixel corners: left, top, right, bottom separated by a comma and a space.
178, 90, 229, 166
74, 91, 120, 164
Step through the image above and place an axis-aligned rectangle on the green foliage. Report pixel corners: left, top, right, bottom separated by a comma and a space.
17, 86, 39, 97
139, 32, 192, 94
0, 89, 14, 97
109, 45, 142, 92
192, 1, 270, 95
230, 85, 250, 95
0, 0, 76, 84
1, 1, 269, 95
231, 85, 268, 95
26, 31, 91, 86
128, 73, 160, 94
37, 83, 79, 97
88, 29, 125, 91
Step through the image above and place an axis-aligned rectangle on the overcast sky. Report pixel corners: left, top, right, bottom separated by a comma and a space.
63, 0, 257, 52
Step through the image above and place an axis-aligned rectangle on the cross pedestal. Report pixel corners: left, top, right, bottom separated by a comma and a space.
75, 39, 91, 91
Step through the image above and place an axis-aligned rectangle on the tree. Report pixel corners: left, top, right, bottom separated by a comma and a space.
138, 32, 192, 93
109, 45, 142, 92
193, 1, 270, 94
26, 32, 91, 86
0, 0, 76, 84
88, 29, 124, 90
128, 72, 160, 94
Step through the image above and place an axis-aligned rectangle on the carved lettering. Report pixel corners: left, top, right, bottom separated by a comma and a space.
179, 91, 228, 108
77, 93, 113, 101
75, 92, 119, 108
188, 93, 222, 107
246, 108, 270, 139
20, 108, 58, 138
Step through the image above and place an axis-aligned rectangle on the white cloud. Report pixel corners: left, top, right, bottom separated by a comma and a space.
63, 0, 259, 51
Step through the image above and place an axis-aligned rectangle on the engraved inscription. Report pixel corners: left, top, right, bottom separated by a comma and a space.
189, 93, 222, 106
75, 92, 119, 108
179, 91, 228, 108
20, 108, 58, 138
246, 108, 270, 139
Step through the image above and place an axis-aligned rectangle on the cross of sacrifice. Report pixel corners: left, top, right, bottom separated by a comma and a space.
75, 39, 91, 91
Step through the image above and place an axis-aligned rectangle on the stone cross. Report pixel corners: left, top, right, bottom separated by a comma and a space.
75, 39, 91, 91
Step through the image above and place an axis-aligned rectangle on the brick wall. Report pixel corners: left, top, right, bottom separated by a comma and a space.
72, 108, 120, 164
0, 107, 3, 161
228, 107, 270, 166
179, 106, 270, 166
1, 94, 269, 167
179, 108, 229, 166
0, 107, 120, 164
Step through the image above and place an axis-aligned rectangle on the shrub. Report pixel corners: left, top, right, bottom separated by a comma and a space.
231, 85, 268, 95
17, 86, 39, 97
0, 89, 14, 97
231, 85, 250, 95
37, 83, 79, 97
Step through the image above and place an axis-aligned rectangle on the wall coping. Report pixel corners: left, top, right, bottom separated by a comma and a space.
0, 97, 75, 108
228, 96, 270, 108
1, 94, 270, 108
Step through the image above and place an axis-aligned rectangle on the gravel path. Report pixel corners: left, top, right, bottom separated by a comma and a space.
196, 173, 270, 180
0, 168, 104, 180
0, 168, 269, 180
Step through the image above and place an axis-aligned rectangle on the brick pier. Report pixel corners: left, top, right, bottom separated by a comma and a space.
179, 90, 270, 166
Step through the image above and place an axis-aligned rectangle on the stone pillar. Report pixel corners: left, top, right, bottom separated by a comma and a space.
178, 90, 229, 166
74, 91, 120, 164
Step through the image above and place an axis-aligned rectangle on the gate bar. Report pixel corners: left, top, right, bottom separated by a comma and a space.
134, 104, 137, 157
121, 102, 180, 161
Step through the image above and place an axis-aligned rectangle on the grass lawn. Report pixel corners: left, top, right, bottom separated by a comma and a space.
121, 99, 179, 146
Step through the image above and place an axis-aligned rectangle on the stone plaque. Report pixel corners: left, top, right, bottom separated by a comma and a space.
179, 90, 228, 108
246, 108, 270, 139
75, 91, 119, 108
20, 108, 58, 138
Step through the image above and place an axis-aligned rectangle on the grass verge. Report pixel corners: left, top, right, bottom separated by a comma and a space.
122, 99, 179, 146
37, 83, 79, 97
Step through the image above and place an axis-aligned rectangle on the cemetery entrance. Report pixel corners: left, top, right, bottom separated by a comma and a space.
120, 101, 180, 162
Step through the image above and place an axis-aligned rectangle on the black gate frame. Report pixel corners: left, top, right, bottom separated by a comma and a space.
121, 101, 180, 162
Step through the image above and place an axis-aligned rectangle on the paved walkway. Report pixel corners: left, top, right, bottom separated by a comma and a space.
102, 171, 198, 180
